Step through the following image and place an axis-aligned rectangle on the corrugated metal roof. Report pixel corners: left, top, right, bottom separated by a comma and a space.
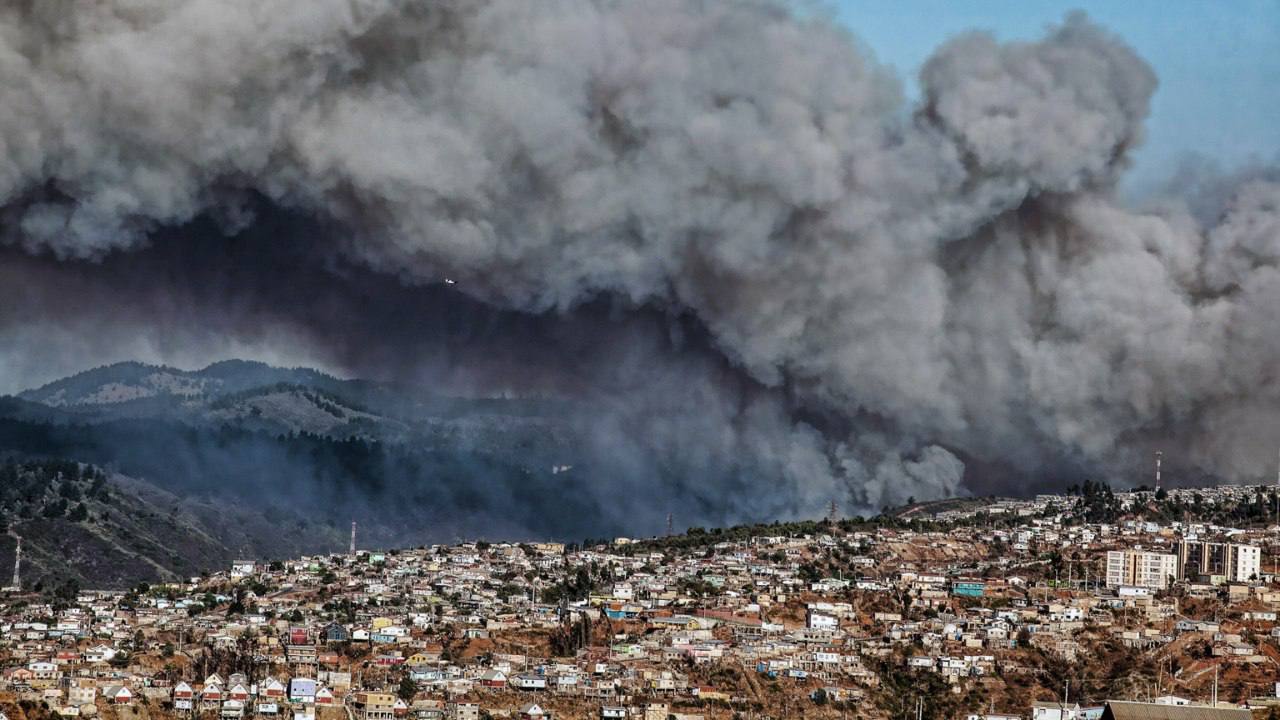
1104, 701, 1250, 720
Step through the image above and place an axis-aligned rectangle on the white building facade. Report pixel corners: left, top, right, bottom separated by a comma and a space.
1106, 550, 1178, 589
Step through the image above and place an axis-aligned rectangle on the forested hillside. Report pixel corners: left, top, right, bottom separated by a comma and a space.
0, 459, 295, 591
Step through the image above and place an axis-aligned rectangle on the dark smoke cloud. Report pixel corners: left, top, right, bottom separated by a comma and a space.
2, 0, 1279, 529
0, 212, 861, 531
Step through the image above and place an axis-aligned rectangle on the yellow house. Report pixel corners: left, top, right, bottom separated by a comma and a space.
352, 692, 397, 720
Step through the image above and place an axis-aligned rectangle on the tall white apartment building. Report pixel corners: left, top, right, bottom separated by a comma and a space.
1106, 550, 1178, 589
1234, 544, 1262, 582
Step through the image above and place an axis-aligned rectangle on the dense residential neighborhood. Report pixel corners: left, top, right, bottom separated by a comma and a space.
5, 485, 1280, 720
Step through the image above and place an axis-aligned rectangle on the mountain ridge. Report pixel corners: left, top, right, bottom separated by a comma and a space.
0, 358, 787, 590
0, 359, 611, 588
18, 359, 347, 408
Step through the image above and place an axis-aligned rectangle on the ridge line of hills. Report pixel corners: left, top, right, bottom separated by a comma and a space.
0, 360, 589, 590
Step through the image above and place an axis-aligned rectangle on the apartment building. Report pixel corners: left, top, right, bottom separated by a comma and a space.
1177, 542, 1261, 583
1106, 550, 1178, 589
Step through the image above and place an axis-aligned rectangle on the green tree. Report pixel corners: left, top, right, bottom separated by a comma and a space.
59, 479, 81, 501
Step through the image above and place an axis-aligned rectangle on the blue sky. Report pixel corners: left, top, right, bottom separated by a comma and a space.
833, 0, 1280, 196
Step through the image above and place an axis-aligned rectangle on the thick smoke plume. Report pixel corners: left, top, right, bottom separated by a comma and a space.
2, 0, 1279, 530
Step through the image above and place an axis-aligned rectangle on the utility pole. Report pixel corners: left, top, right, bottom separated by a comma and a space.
1212, 665, 1218, 706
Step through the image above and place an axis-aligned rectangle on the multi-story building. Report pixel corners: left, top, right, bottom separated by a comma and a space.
1236, 544, 1263, 581
67, 679, 97, 706
1106, 550, 1178, 589
352, 692, 397, 720
447, 703, 480, 720
1177, 542, 1261, 583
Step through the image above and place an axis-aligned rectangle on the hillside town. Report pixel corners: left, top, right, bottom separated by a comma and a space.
5, 485, 1280, 720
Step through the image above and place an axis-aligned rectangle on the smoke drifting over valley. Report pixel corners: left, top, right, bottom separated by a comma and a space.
3, 0, 1280, 536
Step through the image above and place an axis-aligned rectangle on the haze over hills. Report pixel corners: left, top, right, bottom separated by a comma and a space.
0, 359, 617, 587
14, 359, 572, 449
0, 358, 1235, 592
0, 457, 344, 592
9, 356, 996, 589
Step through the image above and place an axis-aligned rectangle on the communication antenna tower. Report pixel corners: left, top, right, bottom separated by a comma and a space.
9, 537, 20, 590
3, 535, 21, 592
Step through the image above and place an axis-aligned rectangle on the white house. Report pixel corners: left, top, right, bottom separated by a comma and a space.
102, 686, 133, 705
510, 674, 548, 691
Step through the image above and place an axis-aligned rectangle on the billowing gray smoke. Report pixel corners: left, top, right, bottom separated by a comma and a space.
2, 0, 1279, 530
